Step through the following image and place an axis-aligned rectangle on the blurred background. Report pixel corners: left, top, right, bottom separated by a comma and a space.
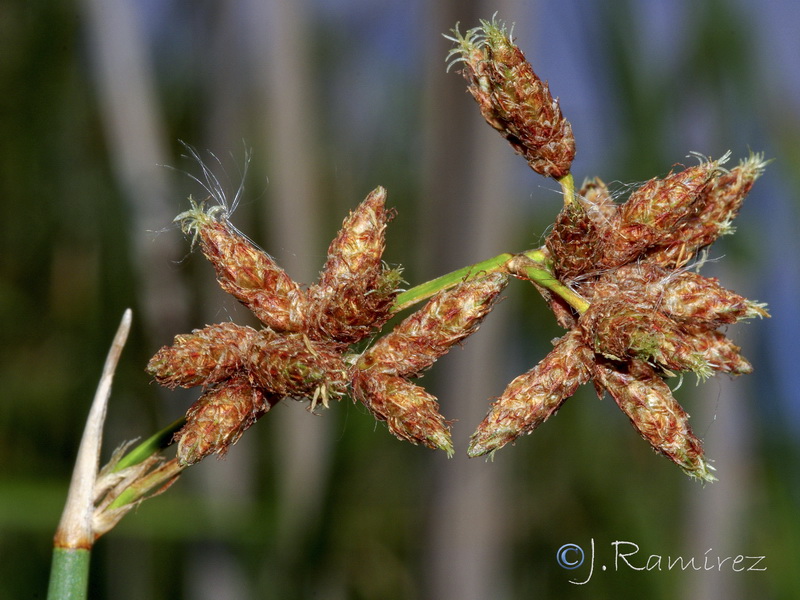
1, 0, 798, 598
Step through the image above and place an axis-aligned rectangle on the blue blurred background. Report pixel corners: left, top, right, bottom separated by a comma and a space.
1, 0, 798, 598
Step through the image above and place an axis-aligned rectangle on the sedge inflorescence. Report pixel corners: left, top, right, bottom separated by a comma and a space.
148, 185, 507, 465
147, 17, 768, 482
450, 17, 768, 481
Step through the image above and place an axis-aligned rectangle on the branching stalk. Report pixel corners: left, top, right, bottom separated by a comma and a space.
517, 249, 590, 313
392, 253, 514, 312
558, 172, 577, 206
392, 247, 589, 315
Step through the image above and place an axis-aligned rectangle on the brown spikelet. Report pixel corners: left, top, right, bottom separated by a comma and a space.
595, 360, 715, 481
620, 161, 719, 231
246, 332, 348, 402
147, 322, 258, 388
661, 271, 770, 327
579, 178, 618, 222
583, 263, 663, 311
546, 202, 605, 281
175, 202, 308, 332
580, 297, 713, 377
683, 328, 753, 376
351, 371, 453, 454
359, 273, 508, 376
644, 153, 767, 267
546, 178, 620, 281
468, 329, 593, 457
175, 376, 279, 465
448, 19, 575, 178
308, 187, 400, 343
590, 161, 721, 270
318, 187, 390, 289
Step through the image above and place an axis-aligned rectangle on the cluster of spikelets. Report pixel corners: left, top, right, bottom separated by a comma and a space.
147, 16, 769, 482
449, 17, 769, 481
147, 187, 508, 465
469, 156, 768, 481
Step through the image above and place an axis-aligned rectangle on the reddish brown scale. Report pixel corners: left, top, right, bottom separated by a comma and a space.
147, 322, 259, 388
587, 163, 718, 270
595, 222, 658, 271
620, 162, 718, 231
661, 271, 769, 327
595, 360, 714, 481
642, 227, 714, 269
246, 332, 348, 398
457, 24, 575, 177
359, 273, 508, 377
682, 328, 753, 375
587, 264, 666, 312
350, 371, 453, 454
175, 375, 280, 465
468, 329, 594, 457
546, 178, 620, 281
644, 156, 764, 267
196, 219, 308, 332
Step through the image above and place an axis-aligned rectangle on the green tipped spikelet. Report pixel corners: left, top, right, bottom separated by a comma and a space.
469, 329, 593, 457
595, 360, 716, 482
447, 17, 575, 178
308, 186, 401, 344
351, 371, 454, 455
176, 376, 278, 465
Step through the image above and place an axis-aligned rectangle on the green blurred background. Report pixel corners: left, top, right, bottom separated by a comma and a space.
2, 0, 798, 598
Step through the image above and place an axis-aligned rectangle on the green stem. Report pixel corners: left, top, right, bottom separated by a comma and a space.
47, 548, 90, 600
391, 248, 589, 315
391, 252, 514, 312
519, 249, 589, 313
558, 172, 577, 206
